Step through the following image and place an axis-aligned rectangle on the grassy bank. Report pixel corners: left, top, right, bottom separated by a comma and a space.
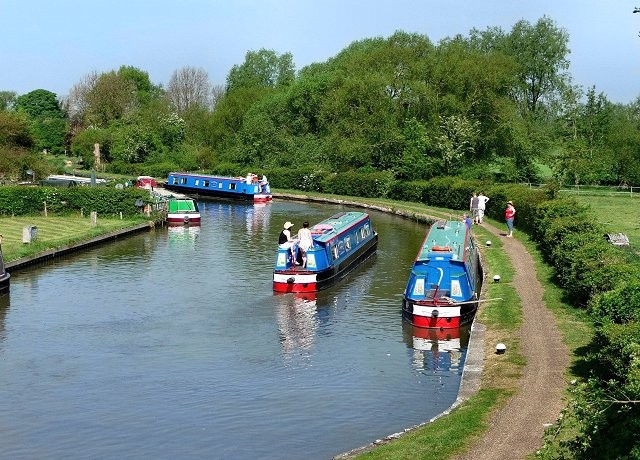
352, 224, 525, 459
0, 215, 152, 262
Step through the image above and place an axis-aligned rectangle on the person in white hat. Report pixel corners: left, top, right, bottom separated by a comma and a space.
278, 221, 299, 265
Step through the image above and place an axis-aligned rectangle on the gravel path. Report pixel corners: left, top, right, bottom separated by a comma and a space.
456, 223, 570, 460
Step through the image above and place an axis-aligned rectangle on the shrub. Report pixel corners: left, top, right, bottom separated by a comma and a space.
589, 279, 640, 326
564, 241, 638, 306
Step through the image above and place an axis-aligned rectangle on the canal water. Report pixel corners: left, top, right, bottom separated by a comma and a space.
0, 200, 470, 460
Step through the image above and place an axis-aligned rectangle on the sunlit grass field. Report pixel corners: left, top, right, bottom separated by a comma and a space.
565, 193, 640, 247
0, 215, 149, 262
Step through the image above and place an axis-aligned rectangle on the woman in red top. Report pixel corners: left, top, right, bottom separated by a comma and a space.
505, 201, 516, 237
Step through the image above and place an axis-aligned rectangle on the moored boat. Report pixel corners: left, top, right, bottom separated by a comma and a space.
273, 211, 378, 293
0, 242, 9, 294
402, 220, 480, 329
164, 172, 272, 203
166, 198, 201, 225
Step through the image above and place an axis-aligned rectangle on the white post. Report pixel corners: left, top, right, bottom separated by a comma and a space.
90, 211, 97, 227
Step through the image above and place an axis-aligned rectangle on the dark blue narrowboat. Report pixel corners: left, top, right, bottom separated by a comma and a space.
402, 220, 480, 329
164, 172, 272, 203
273, 212, 378, 293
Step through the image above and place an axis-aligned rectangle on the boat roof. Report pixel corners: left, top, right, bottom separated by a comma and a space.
311, 212, 370, 243
416, 220, 468, 260
168, 172, 259, 182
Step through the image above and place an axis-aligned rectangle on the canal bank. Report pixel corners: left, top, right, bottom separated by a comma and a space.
5, 220, 161, 272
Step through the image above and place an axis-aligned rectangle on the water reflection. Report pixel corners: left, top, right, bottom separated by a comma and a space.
402, 321, 470, 373
166, 225, 200, 246
0, 292, 9, 347
275, 292, 318, 357
245, 202, 272, 238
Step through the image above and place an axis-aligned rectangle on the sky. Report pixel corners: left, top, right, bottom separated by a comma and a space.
1, 0, 639, 103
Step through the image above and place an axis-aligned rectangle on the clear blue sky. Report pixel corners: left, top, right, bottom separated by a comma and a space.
2, 0, 639, 103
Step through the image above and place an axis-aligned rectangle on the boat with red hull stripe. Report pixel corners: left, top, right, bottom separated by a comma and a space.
164, 172, 272, 203
402, 220, 480, 329
273, 212, 377, 293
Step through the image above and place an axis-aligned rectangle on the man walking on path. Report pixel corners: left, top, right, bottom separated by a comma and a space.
477, 192, 489, 224
455, 222, 569, 460
470, 193, 480, 225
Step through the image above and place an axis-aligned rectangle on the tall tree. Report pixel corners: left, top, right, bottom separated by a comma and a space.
85, 71, 136, 127
226, 49, 295, 91
507, 16, 571, 114
0, 91, 17, 111
15, 89, 67, 154
166, 66, 212, 113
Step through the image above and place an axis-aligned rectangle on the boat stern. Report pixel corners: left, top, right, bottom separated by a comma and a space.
273, 271, 318, 292
402, 298, 462, 328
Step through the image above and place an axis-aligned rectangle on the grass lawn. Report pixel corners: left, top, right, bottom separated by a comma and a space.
0, 215, 150, 262
562, 192, 640, 247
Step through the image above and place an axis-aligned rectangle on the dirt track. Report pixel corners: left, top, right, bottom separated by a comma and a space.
455, 223, 570, 459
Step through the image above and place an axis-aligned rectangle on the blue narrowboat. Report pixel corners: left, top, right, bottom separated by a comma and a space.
402, 220, 480, 329
164, 172, 272, 203
273, 212, 378, 293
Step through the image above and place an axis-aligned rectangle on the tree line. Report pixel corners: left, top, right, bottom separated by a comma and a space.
1, 16, 639, 186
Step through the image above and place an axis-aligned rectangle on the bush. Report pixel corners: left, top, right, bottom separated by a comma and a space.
531, 198, 589, 244
322, 170, 396, 198
0, 186, 149, 217
564, 241, 638, 306
589, 279, 640, 326
540, 215, 603, 261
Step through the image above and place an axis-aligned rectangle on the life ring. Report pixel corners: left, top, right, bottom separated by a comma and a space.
431, 245, 452, 252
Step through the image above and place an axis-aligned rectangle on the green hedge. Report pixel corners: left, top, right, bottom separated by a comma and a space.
0, 186, 150, 217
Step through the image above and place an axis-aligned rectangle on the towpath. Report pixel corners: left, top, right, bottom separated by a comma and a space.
455, 222, 570, 460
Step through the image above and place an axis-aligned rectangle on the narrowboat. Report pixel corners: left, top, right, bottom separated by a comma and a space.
0, 244, 9, 294
273, 211, 377, 293
402, 220, 480, 329
135, 175, 157, 190
166, 198, 201, 225
164, 172, 272, 203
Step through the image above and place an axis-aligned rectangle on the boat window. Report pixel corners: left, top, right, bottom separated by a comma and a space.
180, 177, 187, 185
202, 180, 209, 187
359, 227, 365, 239
195, 180, 199, 186
332, 244, 339, 260
364, 224, 370, 236
172, 178, 178, 185
345, 237, 351, 250
230, 183, 236, 190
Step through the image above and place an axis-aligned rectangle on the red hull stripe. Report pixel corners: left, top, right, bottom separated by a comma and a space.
411, 314, 460, 329
273, 281, 318, 293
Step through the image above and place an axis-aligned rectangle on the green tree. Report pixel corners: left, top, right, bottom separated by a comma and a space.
507, 17, 571, 115
85, 71, 136, 127
226, 49, 295, 91
15, 89, 67, 154
0, 91, 17, 111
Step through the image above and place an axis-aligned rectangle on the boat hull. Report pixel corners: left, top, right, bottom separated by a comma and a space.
402, 299, 476, 329
166, 213, 201, 225
0, 272, 9, 294
273, 235, 378, 293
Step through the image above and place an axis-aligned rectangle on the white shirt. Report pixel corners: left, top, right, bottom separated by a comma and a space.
297, 228, 313, 251
478, 194, 489, 210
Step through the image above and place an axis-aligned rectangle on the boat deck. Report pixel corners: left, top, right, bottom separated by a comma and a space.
417, 220, 467, 260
